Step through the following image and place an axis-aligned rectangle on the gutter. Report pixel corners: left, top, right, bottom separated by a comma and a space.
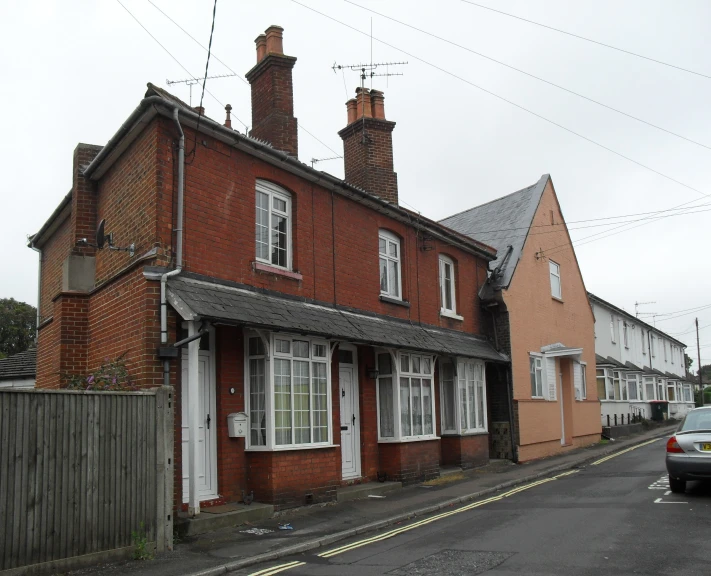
84, 94, 497, 262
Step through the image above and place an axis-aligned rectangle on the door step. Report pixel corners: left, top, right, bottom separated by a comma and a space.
337, 481, 402, 503
439, 466, 463, 476
175, 502, 274, 537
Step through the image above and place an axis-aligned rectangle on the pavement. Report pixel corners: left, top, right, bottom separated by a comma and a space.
68, 422, 679, 576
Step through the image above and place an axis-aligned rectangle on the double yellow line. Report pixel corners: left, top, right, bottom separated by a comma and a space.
248, 469, 580, 574
590, 438, 660, 466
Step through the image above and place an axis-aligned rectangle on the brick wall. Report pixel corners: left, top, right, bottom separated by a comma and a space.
246, 449, 340, 510
378, 440, 440, 484
38, 214, 71, 322
71, 144, 102, 257
441, 434, 489, 469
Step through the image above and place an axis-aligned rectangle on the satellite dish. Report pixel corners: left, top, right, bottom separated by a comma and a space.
96, 219, 106, 249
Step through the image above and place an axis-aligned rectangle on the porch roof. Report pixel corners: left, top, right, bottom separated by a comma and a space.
166, 274, 508, 363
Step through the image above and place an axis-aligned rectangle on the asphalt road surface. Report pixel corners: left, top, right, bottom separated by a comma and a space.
239, 439, 711, 576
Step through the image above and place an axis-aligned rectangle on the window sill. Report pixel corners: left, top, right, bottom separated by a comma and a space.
440, 309, 464, 321
441, 430, 488, 437
379, 295, 410, 308
245, 443, 338, 452
551, 296, 564, 303
378, 435, 439, 443
253, 261, 303, 281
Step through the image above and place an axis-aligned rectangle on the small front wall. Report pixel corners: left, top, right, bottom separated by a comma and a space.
247, 449, 340, 510
441, 435, 488, 469
379, 440, 440, 484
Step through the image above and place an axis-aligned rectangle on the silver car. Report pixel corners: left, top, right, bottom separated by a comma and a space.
666, 406, 711, 493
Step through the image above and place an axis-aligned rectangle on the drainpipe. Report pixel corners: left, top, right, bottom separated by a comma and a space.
160, 107, 185, 386
29, 244, 42, 339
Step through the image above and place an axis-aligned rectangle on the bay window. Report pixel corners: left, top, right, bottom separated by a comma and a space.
440, 359, 487, 434
246, 332, 331, 449
683, 384, 693, 402
627, 373, 639, 401
376, 350, 436, 441
667, 381, 676, 402
644, 377, 655, 400
379, 230, 401, 299
255, 180, 291, 269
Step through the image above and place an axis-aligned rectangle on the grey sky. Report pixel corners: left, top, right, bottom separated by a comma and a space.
1, 1, 709, 365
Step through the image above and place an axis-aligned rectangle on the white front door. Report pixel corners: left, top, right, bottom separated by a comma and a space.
181, 349, 217, 503
340, 362, 361, 479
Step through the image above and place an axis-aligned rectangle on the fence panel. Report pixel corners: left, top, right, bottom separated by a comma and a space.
0, 387, 173, 572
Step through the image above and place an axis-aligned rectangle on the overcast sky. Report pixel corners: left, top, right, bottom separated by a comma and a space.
1, 1, 709, 366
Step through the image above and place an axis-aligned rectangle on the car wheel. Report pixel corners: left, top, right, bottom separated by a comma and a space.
669, 475, 686, 494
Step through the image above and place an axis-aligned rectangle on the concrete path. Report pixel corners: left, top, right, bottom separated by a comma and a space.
68, 423, 678, 576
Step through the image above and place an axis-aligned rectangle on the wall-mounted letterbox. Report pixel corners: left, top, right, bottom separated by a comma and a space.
227, 412, 248, 438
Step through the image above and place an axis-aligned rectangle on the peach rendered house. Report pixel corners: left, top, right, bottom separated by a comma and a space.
441, 175, 601, 461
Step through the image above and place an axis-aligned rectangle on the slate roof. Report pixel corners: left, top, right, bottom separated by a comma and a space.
167, 275, 507, 362
624, 361, 644, 372
0, 349, 37, 380
439, 174, 549, 298
595, 354, 626, 369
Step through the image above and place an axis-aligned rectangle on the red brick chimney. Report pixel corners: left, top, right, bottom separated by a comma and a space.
338, 88, 398, 204
245, 26, 298, 157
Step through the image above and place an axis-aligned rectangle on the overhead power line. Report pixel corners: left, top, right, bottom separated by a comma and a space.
460, 0, 711, 81
343, 0, 711, 151
291, 0, 710, 203
465, 203, 711, 239
115, 0, 248, 129
639, 302, 711, 318
146, 0, 342, 157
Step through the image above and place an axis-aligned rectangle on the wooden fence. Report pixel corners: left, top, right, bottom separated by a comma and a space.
0, 387, 174, 573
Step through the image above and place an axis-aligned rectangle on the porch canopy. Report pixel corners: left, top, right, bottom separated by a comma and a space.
167, 274, 508, 362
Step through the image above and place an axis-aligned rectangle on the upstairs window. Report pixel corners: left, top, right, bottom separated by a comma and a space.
549, 260, 561, 299
610, 316, 616, 344
439, 255, 459, 317
255, 181, 291, 269
379, 230, 401, 299
651, 334, 656, 357
663, 341, 668, 362
623, 322, 629, 349
642, 330, 647, 355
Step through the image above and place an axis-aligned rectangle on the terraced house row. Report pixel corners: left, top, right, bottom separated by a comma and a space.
28, 25, 690, 518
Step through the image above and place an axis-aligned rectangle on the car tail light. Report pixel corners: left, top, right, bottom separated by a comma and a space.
666, 436, 685, 454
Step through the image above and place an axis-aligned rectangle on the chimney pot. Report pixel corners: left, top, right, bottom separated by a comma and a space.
193, 106, 205, 116
255, 34, 267, 62
355, 87, 372, 119
224, 104, 232, 128
345, 99, 357, 125
265, 25, 284, 55
370, 90, 385, 120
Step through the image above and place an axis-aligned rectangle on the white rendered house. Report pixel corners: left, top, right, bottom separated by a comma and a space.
589, 293, 695, 425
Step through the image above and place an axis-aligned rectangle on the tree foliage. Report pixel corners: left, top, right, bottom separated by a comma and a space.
0, 298, 37, 359
685, 353, 694, 372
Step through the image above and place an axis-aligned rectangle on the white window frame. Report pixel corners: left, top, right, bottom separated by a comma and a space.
376, 350, 437, 442
440, 358, 487, 435
642, 330, 647, 355
667, 381, 676, 402
623, 322, 629, 349
575, 361, 587, 401
255, 180, 292, 270
627, 373, 639, 401
610, 316, 616, 344
663, 341, 668, 362
683, 384, 693, 403
644, 376, 655, 401
244, 331, 333, 450
530, 354, 544, 398
657, 379, 665, 400
651, 334, 656, 358
439, 255, 462, 319
378, 230, 402, 300
549, 260, 562, 299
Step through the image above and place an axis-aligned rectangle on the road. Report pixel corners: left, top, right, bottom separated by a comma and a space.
239, 439, 711, 576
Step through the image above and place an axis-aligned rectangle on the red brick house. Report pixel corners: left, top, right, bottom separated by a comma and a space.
29, 26, 507, 514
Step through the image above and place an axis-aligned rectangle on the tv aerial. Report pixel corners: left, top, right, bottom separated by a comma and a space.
166, 73, 237, 106
77, 219, 135, 257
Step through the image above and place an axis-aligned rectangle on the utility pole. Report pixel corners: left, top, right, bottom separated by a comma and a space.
697, 317, 703, 401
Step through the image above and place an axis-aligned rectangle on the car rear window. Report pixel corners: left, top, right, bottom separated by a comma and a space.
680, 411, 711, 431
